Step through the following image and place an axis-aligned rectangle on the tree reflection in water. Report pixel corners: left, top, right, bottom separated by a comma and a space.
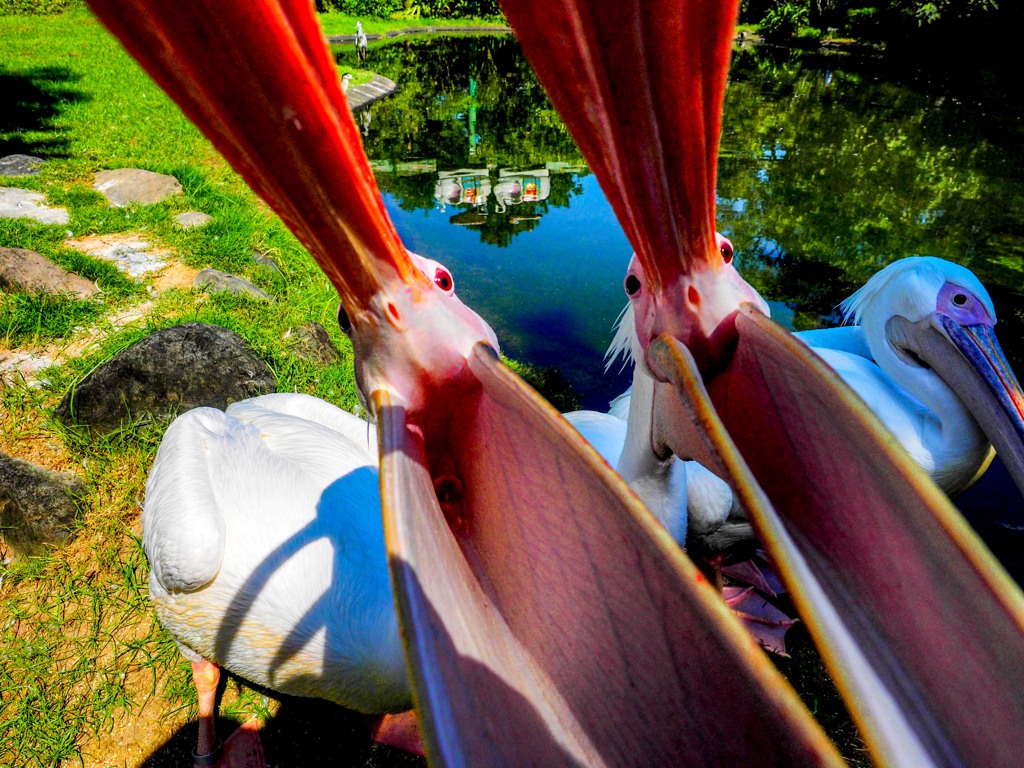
333, 33, 1024, 393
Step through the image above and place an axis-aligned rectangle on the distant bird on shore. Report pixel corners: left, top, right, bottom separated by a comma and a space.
341, 72, 352, 93
355, 21, 368, 64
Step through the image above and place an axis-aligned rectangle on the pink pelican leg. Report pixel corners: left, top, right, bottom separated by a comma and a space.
190, 660, 264, 768
500, 0, 1024, 765
85, 1, 844, 764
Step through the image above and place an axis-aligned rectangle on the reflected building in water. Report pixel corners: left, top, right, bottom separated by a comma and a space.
434, 169, 492, 212
431, 166, 561, 230
493, 168, 550, 216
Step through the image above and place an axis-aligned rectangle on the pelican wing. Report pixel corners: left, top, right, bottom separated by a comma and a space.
143, 408, 231, 593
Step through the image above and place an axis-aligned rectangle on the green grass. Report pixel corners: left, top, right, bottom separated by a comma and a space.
317, 10, 506, 36
0, 8, 369, 764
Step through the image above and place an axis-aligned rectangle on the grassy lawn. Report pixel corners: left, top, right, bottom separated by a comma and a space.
0, 7, 390, 766
317, 10, 507, 37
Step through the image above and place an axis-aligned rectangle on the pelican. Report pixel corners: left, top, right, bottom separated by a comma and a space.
799, 256, 1024, 496
89, 1, 843, 766
143, 256, 475, 765
567, 234, 755, 553
604, 256, 1024, 544
502, 0, 1024, 764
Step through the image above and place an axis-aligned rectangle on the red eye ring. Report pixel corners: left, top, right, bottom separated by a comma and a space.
720, 242, 734, 264
434, 267, 454, 293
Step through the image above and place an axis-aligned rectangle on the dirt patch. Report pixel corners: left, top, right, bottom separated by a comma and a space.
152, 261, 200, 294
72, 682, 197, 768
0, 403, 77, 475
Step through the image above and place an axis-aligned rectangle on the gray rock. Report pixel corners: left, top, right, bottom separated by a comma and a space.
251, 251, 282, 273
0, 247, 98, 299
56, 322, 277, 434
0, 452, 85, 555
288, 322, 342, 365
194, 268, 273, 301
0, 187, 70, 225
0, 154, 45, 177
94, 168, 183, 207
66, 236, 168, 277
174, 211, 212, 229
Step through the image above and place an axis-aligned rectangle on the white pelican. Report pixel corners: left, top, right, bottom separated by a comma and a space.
566, 236, 754, 553
143, 255, 478, 765
92, 1, 846, 764
798, 255, 1024, 497
603, 256, 1024, 547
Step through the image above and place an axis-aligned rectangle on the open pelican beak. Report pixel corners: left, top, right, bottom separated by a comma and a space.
86, 0, 843, 764
501, 0, 1024, 764
888, 313, 1024, 496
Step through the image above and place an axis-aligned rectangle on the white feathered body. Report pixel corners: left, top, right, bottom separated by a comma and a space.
143, 393, 410, 714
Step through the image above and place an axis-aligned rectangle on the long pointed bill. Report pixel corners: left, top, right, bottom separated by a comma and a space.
502, 0, 1024, 764
888, 314, 1024, 497
88, 0, 843, 762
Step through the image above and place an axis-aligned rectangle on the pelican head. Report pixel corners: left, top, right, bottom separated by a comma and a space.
335, 251, 500, 414
843, 256, 1024, 495
622, 233, 769, 376
611, 233, 769, 380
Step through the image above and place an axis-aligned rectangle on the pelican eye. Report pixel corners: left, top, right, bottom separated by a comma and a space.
720, 242, 734, 263
336, 304, 351, 333
952, 292, 968, 306
434, 267, 454, 293
625, 274, 642, 296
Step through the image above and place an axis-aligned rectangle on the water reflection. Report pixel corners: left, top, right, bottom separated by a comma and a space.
334, 34, 1024, 408
435, 169, 491, 210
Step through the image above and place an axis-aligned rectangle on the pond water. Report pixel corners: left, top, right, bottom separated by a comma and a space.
337, 35, 1024, 406
336, 35, 1024, 569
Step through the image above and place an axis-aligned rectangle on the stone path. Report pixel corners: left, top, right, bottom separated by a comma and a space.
0, 187, 70, 225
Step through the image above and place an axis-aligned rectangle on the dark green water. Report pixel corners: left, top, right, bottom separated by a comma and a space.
337, 35, 1024, 416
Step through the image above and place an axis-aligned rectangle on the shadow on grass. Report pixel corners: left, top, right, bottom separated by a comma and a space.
138, 693, 425, 768
0, 66, 87, 158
